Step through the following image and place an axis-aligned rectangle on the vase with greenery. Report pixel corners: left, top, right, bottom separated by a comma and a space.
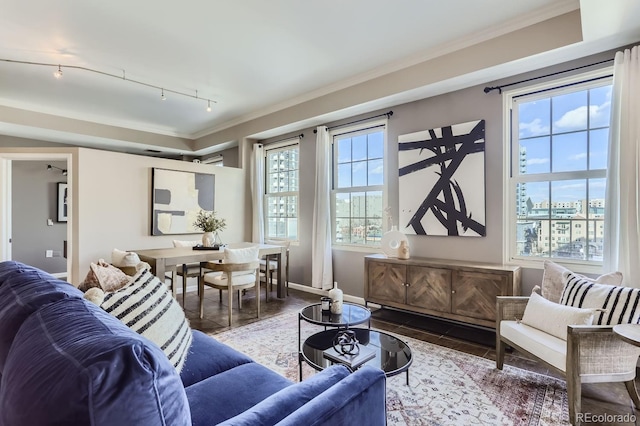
193, 210, 227, 247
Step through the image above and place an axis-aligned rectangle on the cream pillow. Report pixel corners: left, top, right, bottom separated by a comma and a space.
111, 248, 141, 267
541, 260, 623, 303
521, 291, 595, 340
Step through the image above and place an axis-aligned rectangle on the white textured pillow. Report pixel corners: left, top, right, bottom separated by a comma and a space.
541, 260, 623, 303
521, 291, 594, 340
101, 268, 192, 372
560, 271, 640, 325
111, 248, 141, 267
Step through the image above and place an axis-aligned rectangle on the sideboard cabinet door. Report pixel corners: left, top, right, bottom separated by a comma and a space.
451, 270, 509, 322
407, 266, 451, 313
367, 260, 406, 304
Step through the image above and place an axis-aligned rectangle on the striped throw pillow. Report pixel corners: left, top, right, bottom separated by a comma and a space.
560, 271, 640, 325
101, 268, 192, 372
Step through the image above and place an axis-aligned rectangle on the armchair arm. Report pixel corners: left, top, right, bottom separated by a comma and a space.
496, 296, 529, 325
567, 325, 640, 377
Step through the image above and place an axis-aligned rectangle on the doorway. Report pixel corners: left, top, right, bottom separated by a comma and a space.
0, 153, 72, 280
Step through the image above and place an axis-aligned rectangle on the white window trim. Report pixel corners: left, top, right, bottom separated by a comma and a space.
330, 119, 388, 250
263, 138, 300, 242
502, 68, 613, 274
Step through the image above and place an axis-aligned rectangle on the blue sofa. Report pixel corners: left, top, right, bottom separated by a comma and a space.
0, 261, 386, 425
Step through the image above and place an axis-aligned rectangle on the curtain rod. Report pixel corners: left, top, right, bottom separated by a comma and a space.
267, 133, 304, 145
483, 58, 614, 94
313, 110, 393, 133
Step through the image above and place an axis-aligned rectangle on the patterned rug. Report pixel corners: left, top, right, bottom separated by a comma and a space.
210, 313, 569, 426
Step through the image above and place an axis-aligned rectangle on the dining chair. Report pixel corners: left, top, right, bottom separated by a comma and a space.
260, 238, 291, 300
171, 240, 203, 305
199, 245, 261, 326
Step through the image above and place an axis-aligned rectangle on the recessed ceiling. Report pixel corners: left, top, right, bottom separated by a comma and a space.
0, 0, 638, 155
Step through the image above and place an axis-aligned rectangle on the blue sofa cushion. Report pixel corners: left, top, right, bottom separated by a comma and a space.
186, 362, 292, 425
180, 329, 254, 387
218, 365, 351, 426
0, 297, 190, 426
277, 365, 387, 426
0, 261, 82, 372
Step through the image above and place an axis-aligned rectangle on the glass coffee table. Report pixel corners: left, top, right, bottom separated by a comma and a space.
300, 328, 413, 385
298, 303, 371, 381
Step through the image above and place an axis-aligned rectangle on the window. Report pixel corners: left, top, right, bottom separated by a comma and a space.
264, 142, 299, 240
507, 71, 612, 267
331, 122, 386, 246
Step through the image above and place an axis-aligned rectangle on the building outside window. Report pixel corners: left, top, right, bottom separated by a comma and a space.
331, 121, 385, 247
506, 70, 612, 268
264, 141, 299, 240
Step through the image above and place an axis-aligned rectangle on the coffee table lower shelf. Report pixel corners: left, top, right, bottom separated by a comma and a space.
299, 328, 412, 385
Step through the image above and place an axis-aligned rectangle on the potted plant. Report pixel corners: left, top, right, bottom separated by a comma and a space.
193, 210, 227, 247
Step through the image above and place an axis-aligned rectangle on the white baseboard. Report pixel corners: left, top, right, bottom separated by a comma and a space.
51, 272, 67, 279
173, 277, 367, 306
288, 281, 366, 306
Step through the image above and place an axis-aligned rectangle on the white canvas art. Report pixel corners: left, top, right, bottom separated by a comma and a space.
398, 120, 486, 237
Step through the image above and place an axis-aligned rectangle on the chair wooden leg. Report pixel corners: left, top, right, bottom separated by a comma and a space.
566, 374, 581, 425
624, 380, 640, 408
256, 274, 260, 319
199, 275, 205, 319
496, 337, 505, 370
227, 277, 233, 326
218, 289, 222, 302
238, 290, 242, 309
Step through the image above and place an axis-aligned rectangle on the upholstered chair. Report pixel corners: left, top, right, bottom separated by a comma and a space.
496, 264, 640, 425
199, 245, 261, 326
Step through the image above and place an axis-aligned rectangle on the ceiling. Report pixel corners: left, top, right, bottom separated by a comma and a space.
1, 0, 639, 157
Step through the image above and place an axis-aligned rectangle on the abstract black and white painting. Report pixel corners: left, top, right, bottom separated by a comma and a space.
398, 119, 486, 237
151, 168, 215, 235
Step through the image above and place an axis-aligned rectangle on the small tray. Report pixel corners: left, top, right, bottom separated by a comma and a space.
192, 244, 223, 251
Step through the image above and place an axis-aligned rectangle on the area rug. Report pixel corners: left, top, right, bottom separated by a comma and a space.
210, 313, 569, 426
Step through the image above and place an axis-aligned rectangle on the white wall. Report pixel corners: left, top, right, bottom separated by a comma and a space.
74, 148, 246, 284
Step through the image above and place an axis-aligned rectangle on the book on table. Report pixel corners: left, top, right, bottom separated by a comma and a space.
323, 345, 376, 369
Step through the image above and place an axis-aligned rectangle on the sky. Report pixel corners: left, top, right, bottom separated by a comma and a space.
517, 84, 611, 203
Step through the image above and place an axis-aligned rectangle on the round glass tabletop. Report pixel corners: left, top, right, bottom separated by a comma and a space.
299, 303, 371, 327
301, 328, 412, 377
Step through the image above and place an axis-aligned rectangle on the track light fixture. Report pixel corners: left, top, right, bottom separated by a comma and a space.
0, 58, 216, 111
47, 164, 67, 176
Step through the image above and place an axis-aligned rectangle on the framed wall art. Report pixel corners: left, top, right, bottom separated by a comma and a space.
57, 182, 68, 222
151, 168, 215, 235
398, 119, 486, 237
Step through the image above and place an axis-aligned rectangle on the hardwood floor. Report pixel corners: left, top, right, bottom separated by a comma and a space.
182, 285, 640, 425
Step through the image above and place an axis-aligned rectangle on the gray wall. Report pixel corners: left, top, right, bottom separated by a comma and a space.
261, 45, 625, 298
12, 160, 68, 274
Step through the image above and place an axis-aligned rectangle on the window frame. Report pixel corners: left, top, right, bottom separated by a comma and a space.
330, 119, 387, 250
263, 139, 300, 242
503, 68, 613, 273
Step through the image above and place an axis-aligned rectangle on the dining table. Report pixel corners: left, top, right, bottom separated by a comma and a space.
134, 242, 287, 298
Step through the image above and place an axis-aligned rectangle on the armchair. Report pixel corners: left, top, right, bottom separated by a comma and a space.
496, 296, 640, 425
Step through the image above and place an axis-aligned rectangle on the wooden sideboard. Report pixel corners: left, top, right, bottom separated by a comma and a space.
364, 254, 522, 328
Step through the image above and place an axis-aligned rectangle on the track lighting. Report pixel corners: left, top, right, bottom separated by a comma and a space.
1, 58, 216, 111
47, 164, 67, 176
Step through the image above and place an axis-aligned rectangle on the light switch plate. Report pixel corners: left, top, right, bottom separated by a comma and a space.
45, 250, 53, 258
47, 219, 53, 226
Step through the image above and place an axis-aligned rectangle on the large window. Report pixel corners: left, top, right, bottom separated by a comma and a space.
265, 142, 299, 240
507, 71, 612, 267
332, 122, 385, 246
